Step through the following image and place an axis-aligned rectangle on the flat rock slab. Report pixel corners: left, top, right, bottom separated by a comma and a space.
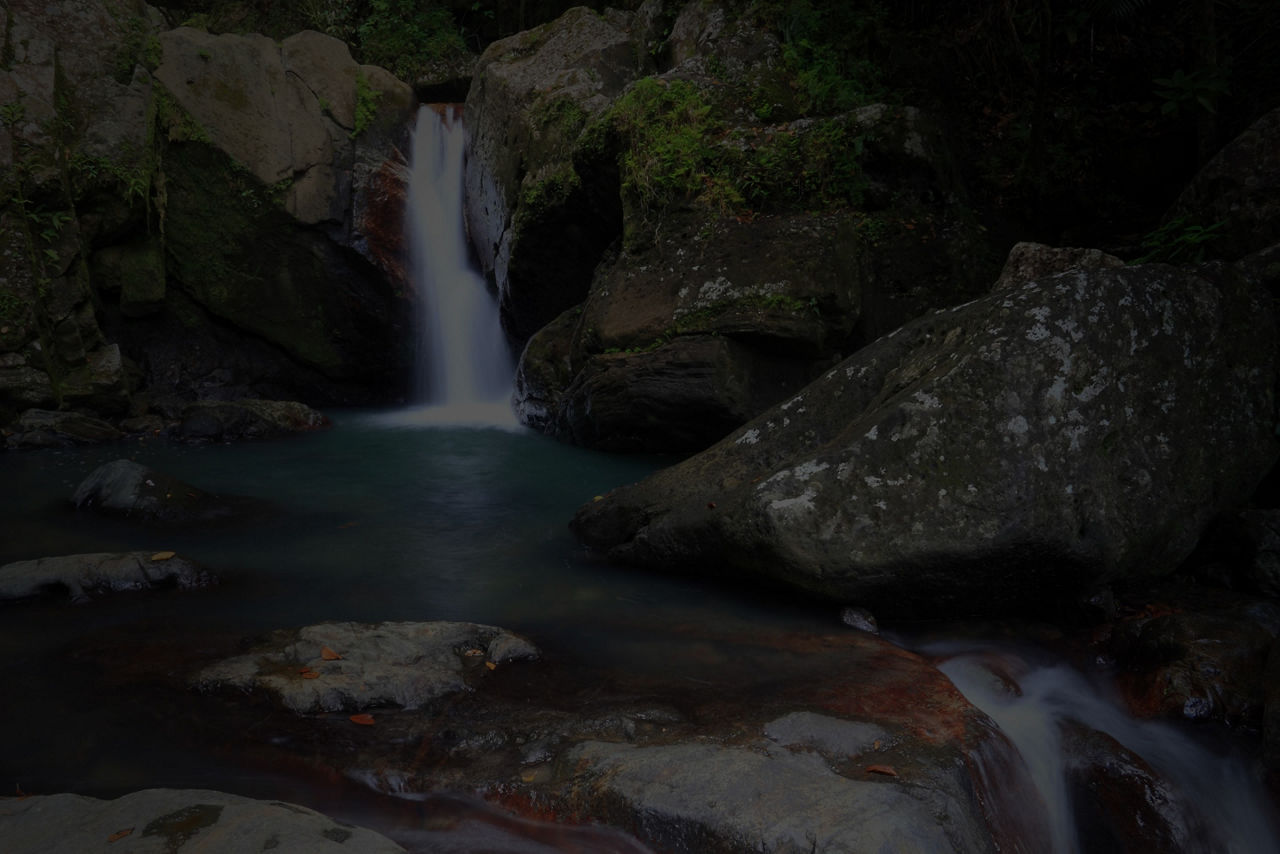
564, 739, 989, 854
0, 789, 404, 853
0, 551, 211, 602
194, 621, 540, 714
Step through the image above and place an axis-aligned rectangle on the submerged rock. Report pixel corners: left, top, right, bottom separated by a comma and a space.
3, 409, 123, 449
0, 789, 405, 853
194, 621, 540, 714
0, 551, 212, 602
572, 252, 1279, 617
174, 398, 329, 442
72, 459, 269, 525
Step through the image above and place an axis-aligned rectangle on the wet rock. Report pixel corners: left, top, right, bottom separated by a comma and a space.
0, 789, 405, 853
174, 399, 329, 442
1064, 725, 1214, 853
992, 242, 1125, 291
839, 606, 879, 634
194, 621, 540, 714
1110, 589, 1280, 725
3, 408, 122, 448
1240, 508, 1280, 598
72, 459, 268, 525
1265, 639, 1280, 770
557, 739, 989, 854
0, 551, 212, 602
572, 256, 1279, 617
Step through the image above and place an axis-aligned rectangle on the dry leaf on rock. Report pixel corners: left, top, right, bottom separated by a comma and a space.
321, 646, 342, 661
349, 713, 376, 725
149, 551, 176, 561
107, 828, 134, 842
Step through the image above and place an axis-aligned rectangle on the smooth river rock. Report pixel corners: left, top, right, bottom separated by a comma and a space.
0, 789, 405, 853
0, 551, 210, 602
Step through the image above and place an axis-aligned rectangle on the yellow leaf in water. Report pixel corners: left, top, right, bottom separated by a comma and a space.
321, 646, 342, 661
108, 828, 134, 842
150, 551, 176, 561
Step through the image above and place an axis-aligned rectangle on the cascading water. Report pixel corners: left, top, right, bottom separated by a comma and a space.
925, 642, 1280, 854
404, 104, 516, 427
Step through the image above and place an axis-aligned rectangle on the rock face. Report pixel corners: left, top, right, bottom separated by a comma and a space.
572, 249, 1279, 616
1169, 105, 1280, 261
0, 0, 418, 430
472, 3, 995, 452
0, 789, 406, 853
0, 551, 211, 601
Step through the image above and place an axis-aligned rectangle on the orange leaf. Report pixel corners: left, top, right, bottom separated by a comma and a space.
485, 661, 497, 671
349, 713, 375, 725
149, 551, 176, 561
321, 646, 342, 661
108, 828, 134, 842
866, 765, 898, 777
298, 666, 315, 674
302, 670, 320, 679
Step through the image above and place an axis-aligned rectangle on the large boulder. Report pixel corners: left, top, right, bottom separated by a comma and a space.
0, 789, 405, 853
1, 1, 418, 427
572, 248, 1279, 617
464, 4, 660, 345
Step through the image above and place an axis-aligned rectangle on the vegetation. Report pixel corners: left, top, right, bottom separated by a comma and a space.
351, 72, 382, 139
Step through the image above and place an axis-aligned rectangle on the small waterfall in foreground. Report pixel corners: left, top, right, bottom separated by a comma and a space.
926, 643, 1280, 854
404, 104, 516, 427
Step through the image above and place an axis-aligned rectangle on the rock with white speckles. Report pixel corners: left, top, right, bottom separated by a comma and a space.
572, 253, 1280, 617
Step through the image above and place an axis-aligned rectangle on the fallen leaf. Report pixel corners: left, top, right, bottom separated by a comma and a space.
485, 661, 497, 671
107, 828, 134, 842
463, 648, 485, 657
866, 765, 898, 777
149, 551, 176, 561
321, 646, 342, 661
302, 670, 320, 679
349, 713, 375, 725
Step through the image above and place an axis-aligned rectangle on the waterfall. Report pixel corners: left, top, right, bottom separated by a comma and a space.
404, 104, 516, 427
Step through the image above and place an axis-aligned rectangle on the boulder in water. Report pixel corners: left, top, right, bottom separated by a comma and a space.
0, 551, 212, 602
572, 250, 1279, 617
72, 459, 269, 525
194, 621, 540, 714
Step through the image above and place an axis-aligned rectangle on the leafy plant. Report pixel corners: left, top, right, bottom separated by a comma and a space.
1153, 66, 1230, 116
356, 0, 467, 81
1132, 215, 1225, 264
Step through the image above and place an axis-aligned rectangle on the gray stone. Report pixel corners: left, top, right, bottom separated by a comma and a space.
764, 711, 892, 758
563, 740, 990, 854
0, 551, 211, 602
0, 789, 405, 853
573, 257, 1278, 616
72, 458, 266, 524
194, 621, 540, 714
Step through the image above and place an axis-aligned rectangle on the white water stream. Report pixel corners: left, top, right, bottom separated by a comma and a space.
929, 644, 1280, 854
404, 104, 516, 427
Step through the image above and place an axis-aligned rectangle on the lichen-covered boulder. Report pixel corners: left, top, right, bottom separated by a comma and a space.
572, 252, 1279, 617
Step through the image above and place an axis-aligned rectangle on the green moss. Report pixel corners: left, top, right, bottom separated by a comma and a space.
350, 72, 381, 139
517, 164, 581, 225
